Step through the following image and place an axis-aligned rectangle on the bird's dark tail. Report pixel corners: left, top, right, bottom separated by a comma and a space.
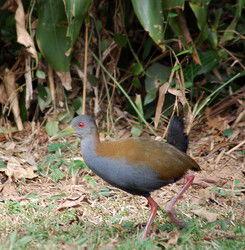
166, 116, 188, 153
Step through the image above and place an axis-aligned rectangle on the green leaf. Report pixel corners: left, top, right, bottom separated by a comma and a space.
132, 77, 141, 89
58, 110, 74, 123
168, 12, 178, 18
36, 0, 91, 71
101, 39, 110, 53
87, 74, 98, 86
36, 70, 46, 79
131, 0, 165, 50
171, 64, 181, 73
55, 127, 75, 138
37, 86, 52, 112
184, 50, 219, 82
19, 91, 27, 122
83, 175, 97, 186
98, 188, 111, 197
36, 0, 70, 71
142, 38, 153, 60
45, 120, 59, 136
95, 20, 102, 33
114, 33, 127, 47
185, 81, 193, 88
72, 97, 83, 115
64, 0, 92, 49
176, 49, 192, 57
69, 160, 86, 175
193, 73, 242, 117
144, 90, 157, 106
234, 179, 240, 186
0, 159, 6, 169
162, 0, 185, 10
223, 128, 233, 138
48, 143, 68, 153
220, 0, 245, 43
37, 84, 48, 101
189, 0, 211, 41
144, 63, 171, 105
131, 126, 142, 137
50, 167, 65, 182
131, 62, 144, 76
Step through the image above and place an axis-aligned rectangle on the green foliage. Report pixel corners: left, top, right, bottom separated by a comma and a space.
37, 85, 52, 112
36, 70, 46, 79
131, 0, 166, 51
0, 159, 6, 169
36, 0, 92, 71
162, 0, 185, 10
45, 120, 59, 136
0, 0, 244, 129
184, 50, 219, 84
220, 0, 245, 44
131, 126, 142, 137
68, 160, 86, 175
144, 63, 171, 105
48, 142, 69, 153
114, 33, 127, 48
38, 141, 88, 182
223, 128, 233, 138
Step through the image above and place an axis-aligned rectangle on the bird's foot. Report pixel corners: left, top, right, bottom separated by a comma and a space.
180, 174, 217, 188
192, 177, 217, 188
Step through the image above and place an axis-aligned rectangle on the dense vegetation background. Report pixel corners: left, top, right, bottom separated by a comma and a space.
0, 0, 244, 136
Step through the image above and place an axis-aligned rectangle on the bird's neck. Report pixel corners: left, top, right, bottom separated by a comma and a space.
80, 133, 105, 175
80, 133, 100, 157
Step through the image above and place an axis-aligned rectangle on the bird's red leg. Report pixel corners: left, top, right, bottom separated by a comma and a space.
142, 196, 158, 239
165, 174, 195, 228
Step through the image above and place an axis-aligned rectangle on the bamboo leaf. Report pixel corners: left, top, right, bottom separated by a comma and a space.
36, 0, 91, 71
131, 0, 165, 51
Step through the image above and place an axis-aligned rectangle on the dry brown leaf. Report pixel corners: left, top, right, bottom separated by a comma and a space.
22, 153, 37, 166
3, 69, 23, 131
5, 141, 16, 151
0, 0, 17, 12
206, 111, 228, 131
48, 66, 56, 107
57, 195, 86, 211
192, 208, 218, 222
0, 181, 19, 199
0, 84, 8, 104
154, 82, 169, 129
5, 157, 37, 179
56, 71, 72, 90
168, 88, 187, 106
15, 0, 38, 61
25, 56, 33, 109
167, 230, 180, 245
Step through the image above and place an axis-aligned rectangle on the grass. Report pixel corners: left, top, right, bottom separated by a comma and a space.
0, 194, 244, 250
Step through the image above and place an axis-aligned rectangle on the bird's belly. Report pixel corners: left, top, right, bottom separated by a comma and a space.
83, 154, 173, 196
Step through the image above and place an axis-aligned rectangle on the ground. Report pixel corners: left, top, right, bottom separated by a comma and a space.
0, 117, 244, 249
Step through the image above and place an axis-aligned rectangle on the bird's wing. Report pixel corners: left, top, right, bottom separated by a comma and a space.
96, 138, 200, 181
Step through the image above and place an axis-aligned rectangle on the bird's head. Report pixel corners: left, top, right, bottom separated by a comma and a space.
70, 115, 98, 139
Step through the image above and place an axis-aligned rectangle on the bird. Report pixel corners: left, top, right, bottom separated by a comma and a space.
71, 115, 201, 239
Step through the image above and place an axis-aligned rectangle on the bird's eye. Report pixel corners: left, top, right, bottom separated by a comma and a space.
78, 122, 85, 128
